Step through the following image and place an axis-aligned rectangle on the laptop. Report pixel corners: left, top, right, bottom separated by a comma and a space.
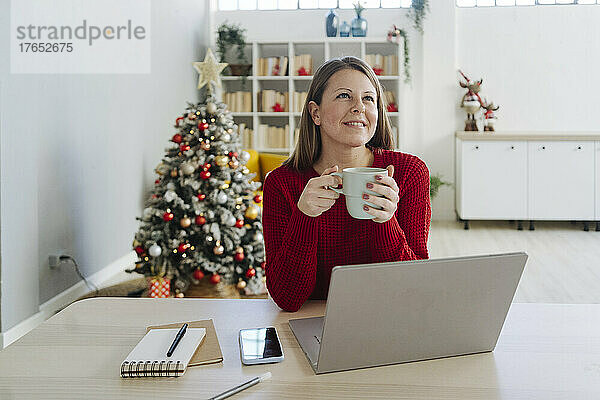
289, 252, 528, 374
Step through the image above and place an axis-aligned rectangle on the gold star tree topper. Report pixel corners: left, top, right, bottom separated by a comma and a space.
193, 48, 228, 94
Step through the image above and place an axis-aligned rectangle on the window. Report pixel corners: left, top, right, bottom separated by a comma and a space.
457, 0, 597, 6
218, 0, 412, 10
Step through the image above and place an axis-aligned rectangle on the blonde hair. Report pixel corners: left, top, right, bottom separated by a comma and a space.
281, 56, 395, 172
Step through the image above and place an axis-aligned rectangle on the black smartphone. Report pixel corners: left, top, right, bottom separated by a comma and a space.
239, 327, 284, 365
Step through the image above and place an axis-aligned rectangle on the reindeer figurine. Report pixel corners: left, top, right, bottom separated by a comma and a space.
481, 98, 500, 132
458, 70, 483, 131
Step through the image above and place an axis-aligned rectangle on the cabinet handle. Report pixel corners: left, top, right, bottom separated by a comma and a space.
577, 145, 582, 150
510, 145, 515, 150
474, 145, 479, 150
541, 146, 546, 150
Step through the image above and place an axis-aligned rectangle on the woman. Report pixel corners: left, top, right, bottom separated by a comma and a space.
262, 56, 431, 312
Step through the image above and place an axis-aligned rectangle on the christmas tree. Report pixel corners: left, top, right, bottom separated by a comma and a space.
128, 49, 266, 297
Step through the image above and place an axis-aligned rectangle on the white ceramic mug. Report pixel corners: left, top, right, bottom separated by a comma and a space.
328, 167, 386, 219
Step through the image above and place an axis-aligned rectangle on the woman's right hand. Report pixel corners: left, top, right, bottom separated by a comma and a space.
297, 165, 342, 217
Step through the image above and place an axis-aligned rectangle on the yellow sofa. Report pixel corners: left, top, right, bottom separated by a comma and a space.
244, 149, 288, 184
243, 150, 288, 209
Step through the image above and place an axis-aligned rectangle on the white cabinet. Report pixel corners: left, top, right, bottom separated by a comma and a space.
528, 141, 595, 220
458, 140, 527, 219
455, 133, 600, 228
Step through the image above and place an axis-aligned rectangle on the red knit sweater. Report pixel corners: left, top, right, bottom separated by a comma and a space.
262, 148, 431, 312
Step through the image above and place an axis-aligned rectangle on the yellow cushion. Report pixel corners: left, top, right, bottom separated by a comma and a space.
259, 153, 288, 181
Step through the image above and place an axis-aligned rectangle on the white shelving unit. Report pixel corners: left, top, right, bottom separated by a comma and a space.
221, 38, 405, 154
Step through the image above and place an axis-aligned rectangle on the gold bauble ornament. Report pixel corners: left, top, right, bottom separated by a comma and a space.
180, 217, 192, 228
170, 169, 178, 177
215, 155, 229, 167
237, 280, 247, 290
176, 292, 185, 298
200, 141, 211, 151
245, 205, 259, 220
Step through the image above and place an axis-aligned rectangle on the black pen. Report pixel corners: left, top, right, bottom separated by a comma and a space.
166, 323, 188, 357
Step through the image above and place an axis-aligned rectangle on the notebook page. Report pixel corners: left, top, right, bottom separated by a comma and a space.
124, 328, 206, 366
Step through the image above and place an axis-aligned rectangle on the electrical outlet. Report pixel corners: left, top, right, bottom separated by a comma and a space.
49, 250, 67, 269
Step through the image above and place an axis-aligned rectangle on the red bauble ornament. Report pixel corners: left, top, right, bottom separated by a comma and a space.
253, 194, 263, 203
210, 274, 221, 284
387, 103, 398, 112
152, 194, 158, 199
163, 212, 174, 222
228, 152, 239, 159
198, 122, 209, 131
272, 103, 284, 112
177, 243, 189, 253
246, 268, 256, 278
197, 193, 206, 201
235, 252, 245, 262
172, 134, 182, 143
155, 179, 160, 184
195, 215, 206, 225
235, 219, 244, 228
193, 269, 205, 280
373, 67, 383, 76
202, 163, 211, 171
200, 171, 211, 180
134, 246, 144, 255
180, 144, 191, 152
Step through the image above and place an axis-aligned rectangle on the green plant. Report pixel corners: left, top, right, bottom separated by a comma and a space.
408, 0, 429, 34
397, 29, 410, 84
216, 21, 248, 64
353, 1, 365, 18
430, 173, 452, 199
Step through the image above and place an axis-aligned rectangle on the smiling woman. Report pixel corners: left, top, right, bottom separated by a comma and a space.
262, 56, 431, 312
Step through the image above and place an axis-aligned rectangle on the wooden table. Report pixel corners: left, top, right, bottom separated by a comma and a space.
0, 298, 599, 399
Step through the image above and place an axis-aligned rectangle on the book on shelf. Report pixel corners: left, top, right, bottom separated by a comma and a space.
383, 91, 396, 106
258, 90, 288, 112
257, 124, 289, 149
365, 54, 398, 76
294, 54, 313, 76
258, 56, 288, 76
293, 91, 308, 113
224, 91, 252, 113
237, 122, 254, 148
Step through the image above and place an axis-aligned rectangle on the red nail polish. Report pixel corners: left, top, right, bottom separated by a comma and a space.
363, 194, 369, 200
375, 175, 382, 180
366, 182, 373, 189
363, 205, 369, 211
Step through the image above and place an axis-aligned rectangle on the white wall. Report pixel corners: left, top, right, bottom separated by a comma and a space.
456, 5, 600, 131
0, 0, 209, 331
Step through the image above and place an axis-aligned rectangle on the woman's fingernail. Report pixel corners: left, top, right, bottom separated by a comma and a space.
363, 205, 369, 211
366, 182, 374, 189
363, 194, 369, 200
375, 175, 382, 180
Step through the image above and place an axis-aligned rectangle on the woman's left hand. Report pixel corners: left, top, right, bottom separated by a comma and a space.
363, 165, 400, 223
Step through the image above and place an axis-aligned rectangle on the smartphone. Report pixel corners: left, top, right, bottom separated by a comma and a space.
239, 327, 284, 365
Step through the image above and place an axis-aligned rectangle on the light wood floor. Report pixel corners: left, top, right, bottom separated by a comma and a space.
429, 220, 600, 304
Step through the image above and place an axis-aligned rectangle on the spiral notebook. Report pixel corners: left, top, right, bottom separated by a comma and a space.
120, 328, 206, 378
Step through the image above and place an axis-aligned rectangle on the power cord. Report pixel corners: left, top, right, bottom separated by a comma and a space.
59, 255, 99, 294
